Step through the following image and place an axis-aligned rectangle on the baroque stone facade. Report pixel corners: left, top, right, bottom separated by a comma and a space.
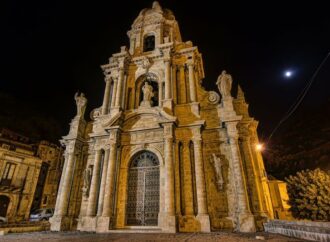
0, 129, 63, 222
50, 2, 274, 233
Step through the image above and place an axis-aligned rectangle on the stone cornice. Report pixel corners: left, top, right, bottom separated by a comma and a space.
177, 120, 205, 128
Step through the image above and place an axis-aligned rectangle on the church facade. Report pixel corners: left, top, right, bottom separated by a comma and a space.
50, 2, 274, 233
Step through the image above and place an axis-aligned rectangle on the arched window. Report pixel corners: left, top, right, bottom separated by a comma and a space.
143, 35, 155, 52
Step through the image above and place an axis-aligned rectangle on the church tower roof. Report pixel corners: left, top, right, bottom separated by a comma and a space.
127, 1, 182, 55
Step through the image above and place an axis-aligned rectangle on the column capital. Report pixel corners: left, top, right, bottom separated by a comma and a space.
163, 58, 171, 63
179, 64, 185, 68
193, 138, 202, 144
225, 121, 240, 139
186, 59, 195, 67
103, 144, 111, 151
118, 66, 125, 72
190, 126, 202, 140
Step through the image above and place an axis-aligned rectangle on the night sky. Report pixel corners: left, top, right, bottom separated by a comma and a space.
1, 0, 329, 141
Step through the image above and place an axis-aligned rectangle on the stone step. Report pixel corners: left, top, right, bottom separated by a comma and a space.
106, 227, 163, 233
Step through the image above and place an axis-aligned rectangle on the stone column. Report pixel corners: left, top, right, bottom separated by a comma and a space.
158, 80, 163, 107
102, 142, 117, 217
111, 78, 118, 108
86, 149, 102, 216
163, 123, 176, 232
97, 148, 110, 216
97, 140, 117, 232
172, 65, 177, 104
56, 150, 75, 216
165, 138, 175, 215
226, 122, 256, 232
179, 65, 187, 103
115, 68, 124, 108
192, 132, 210, 232
183, 142, 194, 216
101, 78, 112, 115
164, 59, 171, 99
187, 61, 197, 102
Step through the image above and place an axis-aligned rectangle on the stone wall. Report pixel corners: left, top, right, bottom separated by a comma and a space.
264, 219, 330, 242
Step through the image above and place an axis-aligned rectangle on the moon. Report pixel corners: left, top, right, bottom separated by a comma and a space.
285, 71, 292, 77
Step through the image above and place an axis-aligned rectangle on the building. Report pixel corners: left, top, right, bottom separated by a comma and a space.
50, 2, 274, 233
0, 129, 63, 222
268, 178, 293, 220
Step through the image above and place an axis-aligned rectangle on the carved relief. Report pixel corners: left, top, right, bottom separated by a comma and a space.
82, 166, 92, 198
123, 115, 160, 131
210, 153, 224, 191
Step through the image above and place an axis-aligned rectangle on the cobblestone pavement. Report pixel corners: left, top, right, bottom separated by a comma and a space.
1, 231, 306, 242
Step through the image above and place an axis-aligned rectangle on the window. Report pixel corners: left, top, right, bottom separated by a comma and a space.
1, 162, 16, 186
143, 35, 155, 52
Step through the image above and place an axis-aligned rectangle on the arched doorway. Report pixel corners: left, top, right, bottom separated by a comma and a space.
0, 195, 10, 217
126, 151, 159, 226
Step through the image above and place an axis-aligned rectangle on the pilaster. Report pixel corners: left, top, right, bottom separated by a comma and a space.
162, 123, 177, 233
218, 96, 256, 232
97, 129, 119, 232
191, 126, 211, 232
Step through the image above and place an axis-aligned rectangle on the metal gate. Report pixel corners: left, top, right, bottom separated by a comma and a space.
126, 151, 159, 226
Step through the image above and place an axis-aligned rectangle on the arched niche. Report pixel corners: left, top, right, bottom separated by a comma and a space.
135, 73, 159, 109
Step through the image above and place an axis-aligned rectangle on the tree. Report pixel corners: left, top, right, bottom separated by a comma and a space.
285, 168, 330, 221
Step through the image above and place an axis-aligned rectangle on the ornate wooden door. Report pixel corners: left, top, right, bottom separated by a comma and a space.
126, 151, 159, 226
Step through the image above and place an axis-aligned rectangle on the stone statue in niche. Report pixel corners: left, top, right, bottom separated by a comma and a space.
140, 82, 154, 107
216, 70, 233, 99
74, 92, 87, 118
210, 153, 224, 191
82, 166, 92, 198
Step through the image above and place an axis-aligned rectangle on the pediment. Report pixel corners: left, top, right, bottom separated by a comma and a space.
99, 111, 123, 128
123, 107, 176, 131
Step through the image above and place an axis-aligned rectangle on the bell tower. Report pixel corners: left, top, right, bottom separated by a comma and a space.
127, 1, 182, 55
100, 1, 205, 116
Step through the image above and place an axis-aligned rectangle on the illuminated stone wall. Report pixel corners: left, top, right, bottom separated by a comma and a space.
51, 1, 274, 233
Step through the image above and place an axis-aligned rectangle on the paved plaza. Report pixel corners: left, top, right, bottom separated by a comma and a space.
1, 231, 305, 241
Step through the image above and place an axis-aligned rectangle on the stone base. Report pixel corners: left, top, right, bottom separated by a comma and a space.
178, 215, 200, 232
49, 215, 72, 231
190, 102, 200, 117
96, 216, 112, 232
237, 214, 256, 232
196, 214, 211, 232
140, 101, 152, 108
77, 216, 97, 232
162, 99, 173, 113
161, 214, 177, 233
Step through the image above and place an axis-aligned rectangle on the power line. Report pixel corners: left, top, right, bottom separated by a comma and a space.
267, 51, 330, 144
